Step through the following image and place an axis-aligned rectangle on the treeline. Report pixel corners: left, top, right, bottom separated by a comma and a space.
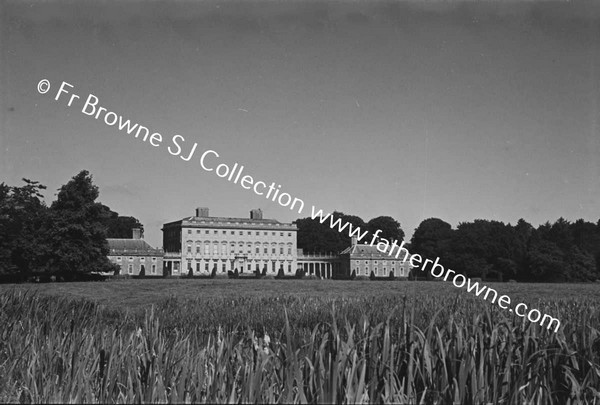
294, 212, 404, 253
411, 218, 600, 282
294, 213, 600, 282
0, 170, 142, 280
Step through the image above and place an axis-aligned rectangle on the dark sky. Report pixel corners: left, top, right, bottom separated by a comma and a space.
2, 0, 599, 248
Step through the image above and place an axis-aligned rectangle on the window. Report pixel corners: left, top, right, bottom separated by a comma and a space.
140, 257, 145, 262
264, 247, 268, 254
196, 230, 200, 234
222, 263, 226, 273
264, 232, 267, 235
151, 264, 156, 274
230, 243, 235, 253
205, 230, 209, 234
272, 248, 276, 254
239, 231, 243, 235
248, 231, 251, 235
272, 232, 275, 236
256, 247, 260, 254
152, 257, 157, 262
288, 265, 292, 273
223, 231, 226, 234
256, 232, 259, 235
204, 244, 210, 254
174, 262, 179, 271
129, 257, 134, 262
187, 230, 191, 234
205, 263, 209, 271
288, 248, 292, 255
117, 257, 122, 262
280, 247, 284, 254
280, 232, 283, 236
128, 264, 133, 274
196, 246, 201, 254
196, 263, 200, 273
231, 231, 235, 235
288, 233, 292, 237
214, 230, 218, 234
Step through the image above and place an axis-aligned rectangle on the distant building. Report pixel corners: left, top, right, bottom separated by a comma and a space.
107, 228, 164, 276
339, 237, 412, 278
162, 207, 298, 276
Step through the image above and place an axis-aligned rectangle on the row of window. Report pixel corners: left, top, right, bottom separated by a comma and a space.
116, 257, 158, 262
187, 229, 294, 237
187, 261, 294, 274
353, 267, 405, 276
186, 242, 293, 256
354, 260, 405, 265
125, 263, 158, 275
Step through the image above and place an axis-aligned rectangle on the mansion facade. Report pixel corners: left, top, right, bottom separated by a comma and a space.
160, 207, 413, 279
107, 228, 164, 276
162, 207, 298, 276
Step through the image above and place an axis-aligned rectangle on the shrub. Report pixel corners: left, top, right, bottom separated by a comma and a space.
210, 266, 217, 278
350, 270, 356, 280
276, 267, 285, 279
370, 271, 376, 280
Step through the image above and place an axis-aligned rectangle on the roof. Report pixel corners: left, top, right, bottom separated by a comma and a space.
107, 239, 162, 256
163, 216, 297, 231
340, 244, 399, 258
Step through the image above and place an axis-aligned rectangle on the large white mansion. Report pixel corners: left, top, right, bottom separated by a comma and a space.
162, 207, 298, 276
158, 207, 412, 279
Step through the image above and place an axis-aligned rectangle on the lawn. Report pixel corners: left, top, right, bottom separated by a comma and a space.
1, 278, 598, 309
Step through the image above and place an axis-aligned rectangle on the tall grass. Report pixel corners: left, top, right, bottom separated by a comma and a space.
0, 290, 599, 403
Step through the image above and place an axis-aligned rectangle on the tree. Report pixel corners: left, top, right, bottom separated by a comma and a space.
410, 218, 453, 271
44, 170, 116, 276
102, 210, 144, 238
0, 179, 48, 275
367, 216, 404, 244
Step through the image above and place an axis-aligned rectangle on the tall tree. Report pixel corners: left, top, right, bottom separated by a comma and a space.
0, 179, 48, 275
410, 218, 453, 266
367, 216, 404, 243
45, 170, 116, 276
101, 206, 144, 238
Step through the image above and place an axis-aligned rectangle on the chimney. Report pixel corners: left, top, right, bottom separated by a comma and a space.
132, 227, 143, 239
250, 208, 263, 220
195, 207, 209, 217
351, 236, 358, 247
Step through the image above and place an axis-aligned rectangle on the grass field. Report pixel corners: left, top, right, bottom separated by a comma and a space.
1, 278, 599, 309
1, 279, 599, 403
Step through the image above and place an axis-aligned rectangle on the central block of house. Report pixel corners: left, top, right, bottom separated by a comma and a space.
162, 207, 298, 276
